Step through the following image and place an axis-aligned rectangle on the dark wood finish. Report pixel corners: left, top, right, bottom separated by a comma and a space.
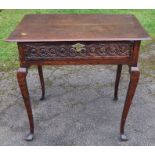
6, 14, 150, 42
17, 41, 134, 67
120, 67, 140, 141
114, 64, 122, 100
17, 68, 34, 141
38, 65, 45, 100
20, 41, 133, 60
132, 41, 141, 66
6, 14, 150, 141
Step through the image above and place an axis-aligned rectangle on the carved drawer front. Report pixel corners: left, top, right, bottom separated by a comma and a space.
20, 41, 134, 61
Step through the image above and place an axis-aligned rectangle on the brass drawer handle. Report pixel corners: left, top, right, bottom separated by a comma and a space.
71, 43, 86, 52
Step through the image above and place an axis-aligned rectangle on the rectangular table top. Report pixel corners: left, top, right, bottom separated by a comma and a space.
6, 14, 151, 42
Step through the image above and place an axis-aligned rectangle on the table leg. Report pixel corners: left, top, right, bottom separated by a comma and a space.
114, 64, 122, 100
17, 67, 34, 141
120, 67, 140, 141
38, 65, 45, 100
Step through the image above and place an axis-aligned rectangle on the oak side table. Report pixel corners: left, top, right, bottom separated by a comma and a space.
6, 14, 150, 141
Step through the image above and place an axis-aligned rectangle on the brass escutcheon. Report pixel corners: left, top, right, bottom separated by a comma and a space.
72, 43, 86, 52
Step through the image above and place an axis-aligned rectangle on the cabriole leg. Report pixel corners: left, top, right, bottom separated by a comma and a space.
17, 67, 34, 141
120, 67, 140, 141
38, 65, 45, 100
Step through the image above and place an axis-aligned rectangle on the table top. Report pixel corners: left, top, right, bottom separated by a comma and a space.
6, 14, 151, 42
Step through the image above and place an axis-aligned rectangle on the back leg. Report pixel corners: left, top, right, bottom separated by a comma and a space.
114, 64, 122, 100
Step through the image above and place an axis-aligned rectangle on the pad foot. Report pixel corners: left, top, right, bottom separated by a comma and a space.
25, 133, 34, 141
120, 133, 128, 141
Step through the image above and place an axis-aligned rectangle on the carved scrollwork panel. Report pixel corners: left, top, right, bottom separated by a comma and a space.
21, 41, 134, 60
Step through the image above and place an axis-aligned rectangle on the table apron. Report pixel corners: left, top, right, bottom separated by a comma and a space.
17, 41, 140, 66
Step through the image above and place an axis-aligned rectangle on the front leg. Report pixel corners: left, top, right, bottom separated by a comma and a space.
17, 67, 34, 141
120, 67, 140, 141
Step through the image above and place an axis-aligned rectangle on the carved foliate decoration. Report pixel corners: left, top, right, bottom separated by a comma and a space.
21, 41, 133, 60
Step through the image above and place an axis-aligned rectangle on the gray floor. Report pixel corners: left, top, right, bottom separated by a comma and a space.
0, 43, 155, 145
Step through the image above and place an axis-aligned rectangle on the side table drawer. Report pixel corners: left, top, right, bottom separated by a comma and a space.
18, 41, 134, 61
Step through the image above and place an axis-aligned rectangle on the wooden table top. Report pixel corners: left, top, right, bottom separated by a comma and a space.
6, 14, 151, 42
